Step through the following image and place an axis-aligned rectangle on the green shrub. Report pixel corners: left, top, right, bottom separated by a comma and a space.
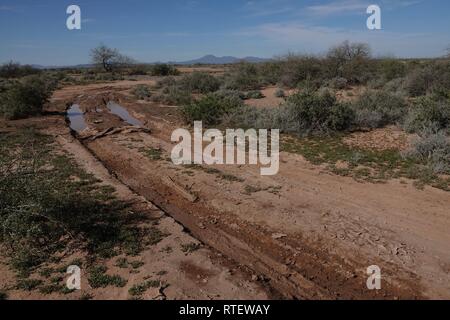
155, 76, 177, 89
329, 77, 348, 90
182, 93, 242, 126
328, 103, 356, 131
214, 89, 245, 101
0, 61, 41, 79
381, 59, 406, 81
179, 72, 221, 93
132, 84, 152, 100
94, 73, 124, 81
223, 63, 261, 90
351, 91, 407, 128
278, 55, 324, 88
404, 129, 450, 174
405, 67, 434, 97
275, 89, 285, 98
279, 90, 355, 135
405, 61, 450, 97
88, 266, 127, 288
403, 97, 450, 133
16, 279, 43, 291
150, 64, 179, 76
158, 85, 193, 105
228, 90, 354, 135
127, 64, 151, 76
383, 77, 407, 96
0, 75, 55, 120
244, 90, 264, 99
258, 62, 282, 85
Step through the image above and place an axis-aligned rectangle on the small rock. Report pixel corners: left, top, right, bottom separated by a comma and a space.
272, 233, 287, 240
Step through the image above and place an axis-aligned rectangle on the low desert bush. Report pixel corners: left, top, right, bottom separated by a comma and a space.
214, 89, 245, 101
0, 61, 41, 79
351, 91, 407, 129
224, 105, 280, 130
278, 55, 324, 88
153, 85, 192, 105
404, 129, 450, 174
179, 72, 221, 93
405, 61, 450, 97
278, 90, 355, 135
223, 63, 262, 90
227, 89, 355, 135
132, 84, 152, 100
127, 64, 151, 76
329, 77, 348, 90
0, 75, 55, 120
244, 90, 264, 99
275, 89, 285, 98
403, 96, 450, 133
155, 76, 177, 89
258, 62, 282, 85
383, 77, 407, 96
182, 92, 243, 126
405, 67, 434, 97
380, 59, 406, 81
150, 64, 179, 76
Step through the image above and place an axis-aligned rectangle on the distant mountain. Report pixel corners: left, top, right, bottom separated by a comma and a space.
176, 55, 269, 65
31, 64, 94, 70
27, 55, 269, 69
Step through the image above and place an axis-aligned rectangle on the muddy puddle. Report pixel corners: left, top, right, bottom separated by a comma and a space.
107, 102, 143, 126
67, 104, 88, 133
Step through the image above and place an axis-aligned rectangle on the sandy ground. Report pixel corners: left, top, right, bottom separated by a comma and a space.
2, 79, 449, 300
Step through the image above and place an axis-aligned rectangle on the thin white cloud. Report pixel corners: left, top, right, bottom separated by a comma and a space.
305, 0, 423, 16
243, 0, 294, 17
306, 0, 369, 16
236, 22, 445, 57
81, 18, 96, 24
0, 5, 15, 11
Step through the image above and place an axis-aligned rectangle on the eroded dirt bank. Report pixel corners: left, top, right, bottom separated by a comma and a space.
50, 81, 450, 299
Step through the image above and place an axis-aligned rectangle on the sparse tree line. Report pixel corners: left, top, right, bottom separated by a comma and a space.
1, 41, 449, 122
0, 42, 449, 175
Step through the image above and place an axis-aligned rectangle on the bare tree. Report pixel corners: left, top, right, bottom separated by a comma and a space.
326, 40, 371, 78
327, 41, 371, 63
446, 45, 450, 58
90, 45, 134, 72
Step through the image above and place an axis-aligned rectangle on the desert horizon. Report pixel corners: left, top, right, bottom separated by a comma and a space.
1, 0, 449, 314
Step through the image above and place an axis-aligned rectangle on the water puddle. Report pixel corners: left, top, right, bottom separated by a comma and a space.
107, 102, 143, 126
67, 104, 88, 133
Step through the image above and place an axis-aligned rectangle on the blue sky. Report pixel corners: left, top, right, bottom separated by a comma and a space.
0, 0, 449, 66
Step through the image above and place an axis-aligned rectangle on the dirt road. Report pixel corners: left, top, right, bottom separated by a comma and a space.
51, 81, 450, 299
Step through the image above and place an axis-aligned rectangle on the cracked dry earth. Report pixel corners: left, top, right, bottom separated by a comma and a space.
5, 80, 449, 300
